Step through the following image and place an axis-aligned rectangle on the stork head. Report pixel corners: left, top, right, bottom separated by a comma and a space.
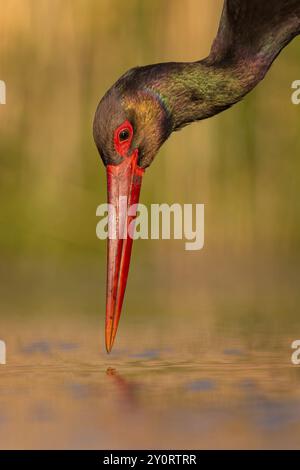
93, 67, 172, 169
93, 66, 172, 352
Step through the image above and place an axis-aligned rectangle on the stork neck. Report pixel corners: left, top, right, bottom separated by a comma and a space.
164, 56, 274, 131
165, 19, 300, 131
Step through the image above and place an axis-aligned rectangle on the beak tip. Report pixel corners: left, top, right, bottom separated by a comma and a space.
105, 331, 114, 353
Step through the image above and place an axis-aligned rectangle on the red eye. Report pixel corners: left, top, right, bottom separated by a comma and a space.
118, 128, 130, 142
114, 120, 133, 156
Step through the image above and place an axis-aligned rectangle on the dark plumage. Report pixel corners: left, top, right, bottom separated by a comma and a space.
94, 0, 300, 169
93, 0, 300, 352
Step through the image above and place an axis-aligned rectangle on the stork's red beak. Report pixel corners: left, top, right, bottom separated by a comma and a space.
105, 150, 144, 353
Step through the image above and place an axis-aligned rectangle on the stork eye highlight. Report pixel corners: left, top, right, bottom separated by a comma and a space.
119, 129, 130, 142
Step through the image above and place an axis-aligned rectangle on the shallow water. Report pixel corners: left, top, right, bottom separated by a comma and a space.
0, 317, 300, 449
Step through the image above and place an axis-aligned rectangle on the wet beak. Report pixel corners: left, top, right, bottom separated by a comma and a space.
105, 150, 144, 353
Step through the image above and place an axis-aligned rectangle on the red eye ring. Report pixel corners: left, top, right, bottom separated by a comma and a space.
114, 120, 134, 157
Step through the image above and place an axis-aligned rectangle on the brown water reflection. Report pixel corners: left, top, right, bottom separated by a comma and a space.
0, 318, 300, 449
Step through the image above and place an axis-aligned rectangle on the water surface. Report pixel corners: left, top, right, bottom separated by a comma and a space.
0, 318, 299, 449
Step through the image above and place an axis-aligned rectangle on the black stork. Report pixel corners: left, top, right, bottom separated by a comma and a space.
93, 0, 300, 352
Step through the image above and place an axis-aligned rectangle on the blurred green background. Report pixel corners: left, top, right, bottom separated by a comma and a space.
0, 0, 300, 334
